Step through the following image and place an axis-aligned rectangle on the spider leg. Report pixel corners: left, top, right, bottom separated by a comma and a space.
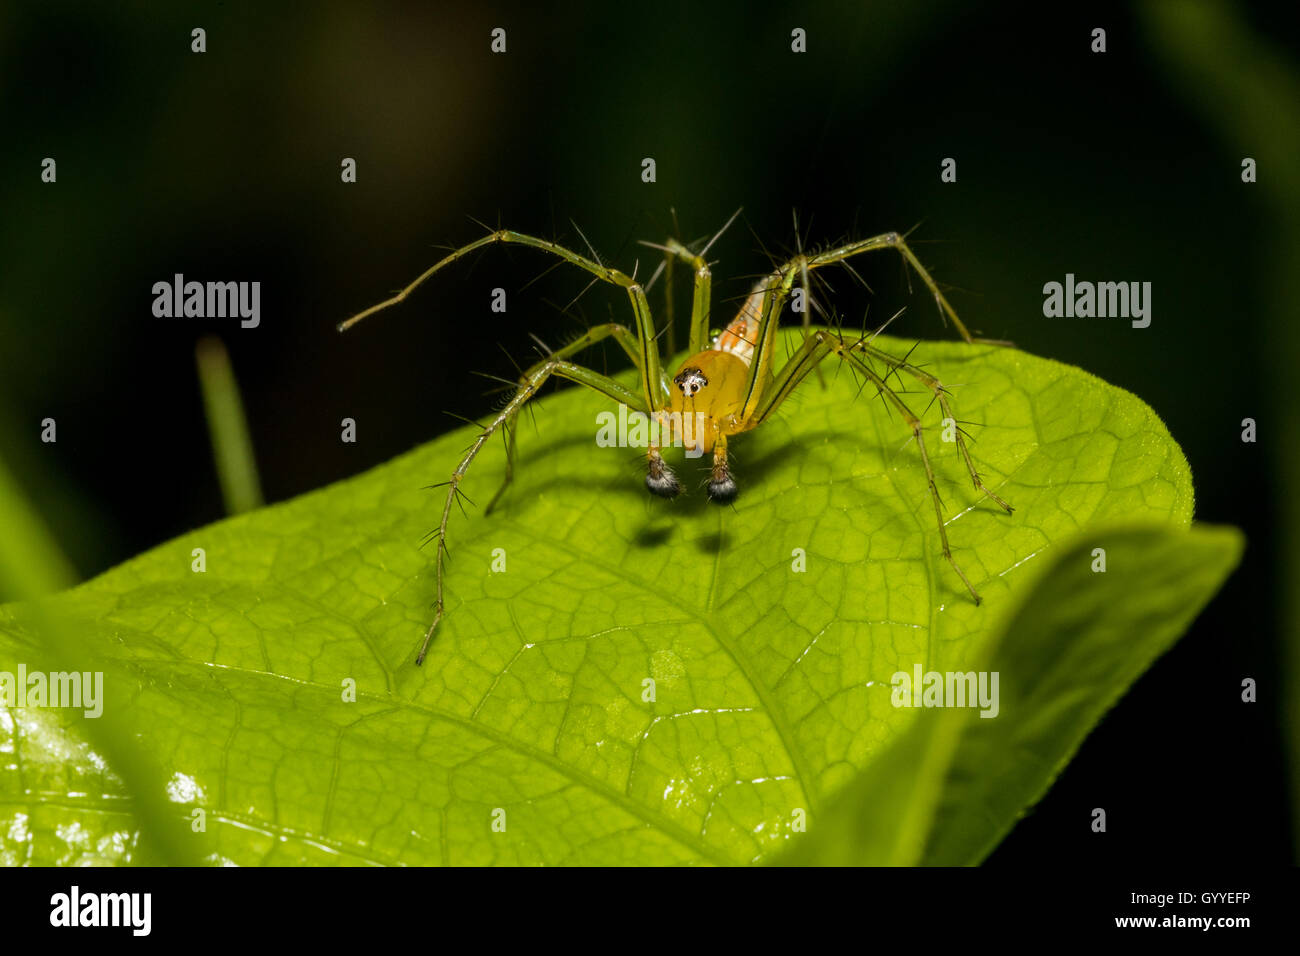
736, 267, 800, 421
340, 229, 670, 411
749, 325, 834, 425
799, 231, 1009, 345
790, 209, 827, 389
485, 416, 517, 516
484, 322, 641, 515
640, 207, 742, 357
751, 329, 990, 605
734, 227, 1006, 422
853, 340, 1013, 514
744, 231, 1009, 348
419, 359, 647, 665
662, 246, 676, 357
707, 431, 737, 503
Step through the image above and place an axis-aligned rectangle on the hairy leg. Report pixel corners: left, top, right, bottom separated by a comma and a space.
419, 360, 646, 664
640, 207, 743, 356
753, 329, 1006, 604
339, 228, 670, 412
484, 322, 643, 514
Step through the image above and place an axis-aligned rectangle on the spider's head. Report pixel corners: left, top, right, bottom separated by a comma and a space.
673, 367, 708, 398
666, 350, 747, 455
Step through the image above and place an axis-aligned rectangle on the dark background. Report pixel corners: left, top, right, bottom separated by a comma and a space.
1, 0, 1294, 864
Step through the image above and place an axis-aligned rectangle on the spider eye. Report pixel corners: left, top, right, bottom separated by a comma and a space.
673, 367, 708, 397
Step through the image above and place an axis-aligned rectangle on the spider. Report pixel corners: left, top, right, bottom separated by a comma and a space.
339, 211, 1014, 664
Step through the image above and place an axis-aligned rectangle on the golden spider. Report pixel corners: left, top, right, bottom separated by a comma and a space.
340, 212, 1013, 663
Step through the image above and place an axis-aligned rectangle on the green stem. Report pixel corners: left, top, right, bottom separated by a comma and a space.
195, 336, 263, 515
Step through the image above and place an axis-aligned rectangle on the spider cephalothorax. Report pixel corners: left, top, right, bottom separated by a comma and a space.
341, 210, 1014, 663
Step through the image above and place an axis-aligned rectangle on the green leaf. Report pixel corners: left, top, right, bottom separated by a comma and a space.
777, 522, 1243, 866
0, 330, 1222, 865
0, 455, 201, 866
